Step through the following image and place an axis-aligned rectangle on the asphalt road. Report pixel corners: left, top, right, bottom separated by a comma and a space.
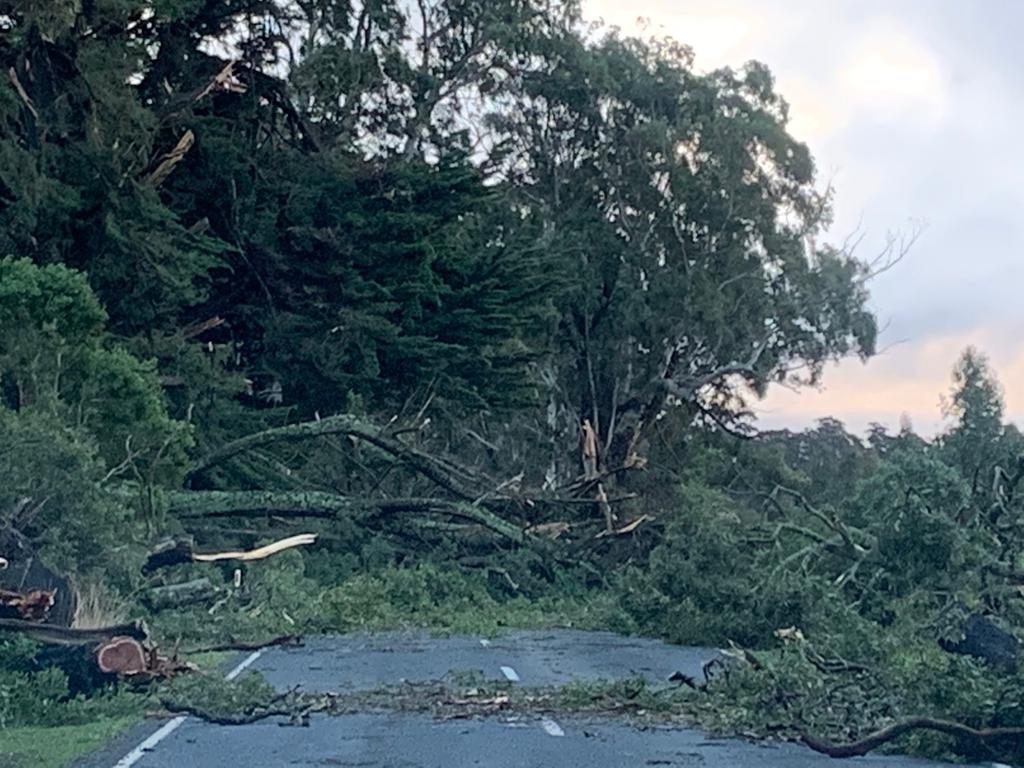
77, 630, 995, 768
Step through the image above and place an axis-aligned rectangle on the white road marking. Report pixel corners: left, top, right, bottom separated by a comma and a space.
500, 665, 520, 682
479, 639, 491, 647
540, 718, 565, 737
112, 717, 188, 768
225, 649, 264, 680
112, 650, 264, 767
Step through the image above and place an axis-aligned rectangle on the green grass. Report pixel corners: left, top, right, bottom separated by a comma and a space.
0, 716, 139, 768
0, 648, 236, 768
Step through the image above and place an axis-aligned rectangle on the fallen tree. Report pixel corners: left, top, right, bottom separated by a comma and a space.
0, 617, 192, 685
0, 617, 148, 644
187, 414, 488, 501
167, 490, 529, 544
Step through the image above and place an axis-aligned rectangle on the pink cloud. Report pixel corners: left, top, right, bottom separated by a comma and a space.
755, 327, 1024, 436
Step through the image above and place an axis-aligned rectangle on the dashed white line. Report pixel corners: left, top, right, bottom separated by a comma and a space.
540, 718, 565, 737
500, 665, 520, 682
111, 650, 264, 767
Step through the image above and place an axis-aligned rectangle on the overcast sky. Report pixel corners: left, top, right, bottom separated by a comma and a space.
582, 0, 1023, 436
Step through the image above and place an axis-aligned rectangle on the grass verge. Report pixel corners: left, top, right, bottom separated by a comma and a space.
0, 716, 139, 768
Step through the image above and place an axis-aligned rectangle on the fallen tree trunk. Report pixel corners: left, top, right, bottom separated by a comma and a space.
143, 537, 195, 573
1, 617, 193, 689
800, 718, 1024, 758
167, 490, 526, 544
0, 617, 148, 645
187, 414, 486, 500
146, 578, 219, 611
97, 636, 148, 675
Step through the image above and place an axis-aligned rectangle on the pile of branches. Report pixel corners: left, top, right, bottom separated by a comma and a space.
175, 413, 650, 559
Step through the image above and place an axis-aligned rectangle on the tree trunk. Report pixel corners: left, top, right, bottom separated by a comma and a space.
145, 578, 219, 611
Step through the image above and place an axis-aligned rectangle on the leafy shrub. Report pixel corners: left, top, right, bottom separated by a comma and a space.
0, 640, 141, 728
616, 483, 825, 646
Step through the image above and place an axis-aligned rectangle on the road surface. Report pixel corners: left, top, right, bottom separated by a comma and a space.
77, 630, 994, 768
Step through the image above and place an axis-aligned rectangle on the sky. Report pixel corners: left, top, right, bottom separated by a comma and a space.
582, 0, 1024, 437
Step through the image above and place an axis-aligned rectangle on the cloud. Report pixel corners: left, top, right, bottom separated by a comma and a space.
838, 20, 948, 123
756, 326, 1024, 437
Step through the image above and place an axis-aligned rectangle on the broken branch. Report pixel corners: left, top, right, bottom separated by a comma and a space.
800, 717, 1024, 758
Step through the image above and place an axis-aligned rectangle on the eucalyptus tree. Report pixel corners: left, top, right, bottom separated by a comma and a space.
484, 33, 878, 486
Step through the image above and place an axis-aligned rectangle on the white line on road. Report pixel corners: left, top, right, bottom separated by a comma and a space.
500, 665, 520, 682
112, 717, 188, 768
225, 649, 264, 680
540, 718, 565, 737
111, 650, 264, 767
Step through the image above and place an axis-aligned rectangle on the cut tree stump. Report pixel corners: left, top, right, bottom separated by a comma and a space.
97, 636, 148, 675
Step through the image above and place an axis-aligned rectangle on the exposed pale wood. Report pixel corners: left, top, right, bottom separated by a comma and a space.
145, 130, 195, 187
193, 533, 318, 562
97, 636, 147, 675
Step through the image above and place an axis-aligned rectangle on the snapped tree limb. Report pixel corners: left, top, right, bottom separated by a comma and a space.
167, 490, 526, 544
143, 534, 318, 573
187, 414, 486, 500
801, 718, 1024, 758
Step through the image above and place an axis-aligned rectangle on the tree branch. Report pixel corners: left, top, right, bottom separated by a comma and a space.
167, 490, 526, 544
801, 717, 1024, 759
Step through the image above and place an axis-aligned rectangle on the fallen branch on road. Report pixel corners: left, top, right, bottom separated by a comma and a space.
800, 718, 1024, 758
185, 634, 303, 654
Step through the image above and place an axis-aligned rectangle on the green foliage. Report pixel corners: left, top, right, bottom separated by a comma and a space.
1, 4, 1021, 764
617, 483, 821, 646
0, 257, 191, 484
0, 639, 141, 728
147, 556, 625, 644
0, 408, 141, 576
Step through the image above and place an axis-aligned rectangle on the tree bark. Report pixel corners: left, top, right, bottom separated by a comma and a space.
146, 578, 219, 611
0, 617, 149, 645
